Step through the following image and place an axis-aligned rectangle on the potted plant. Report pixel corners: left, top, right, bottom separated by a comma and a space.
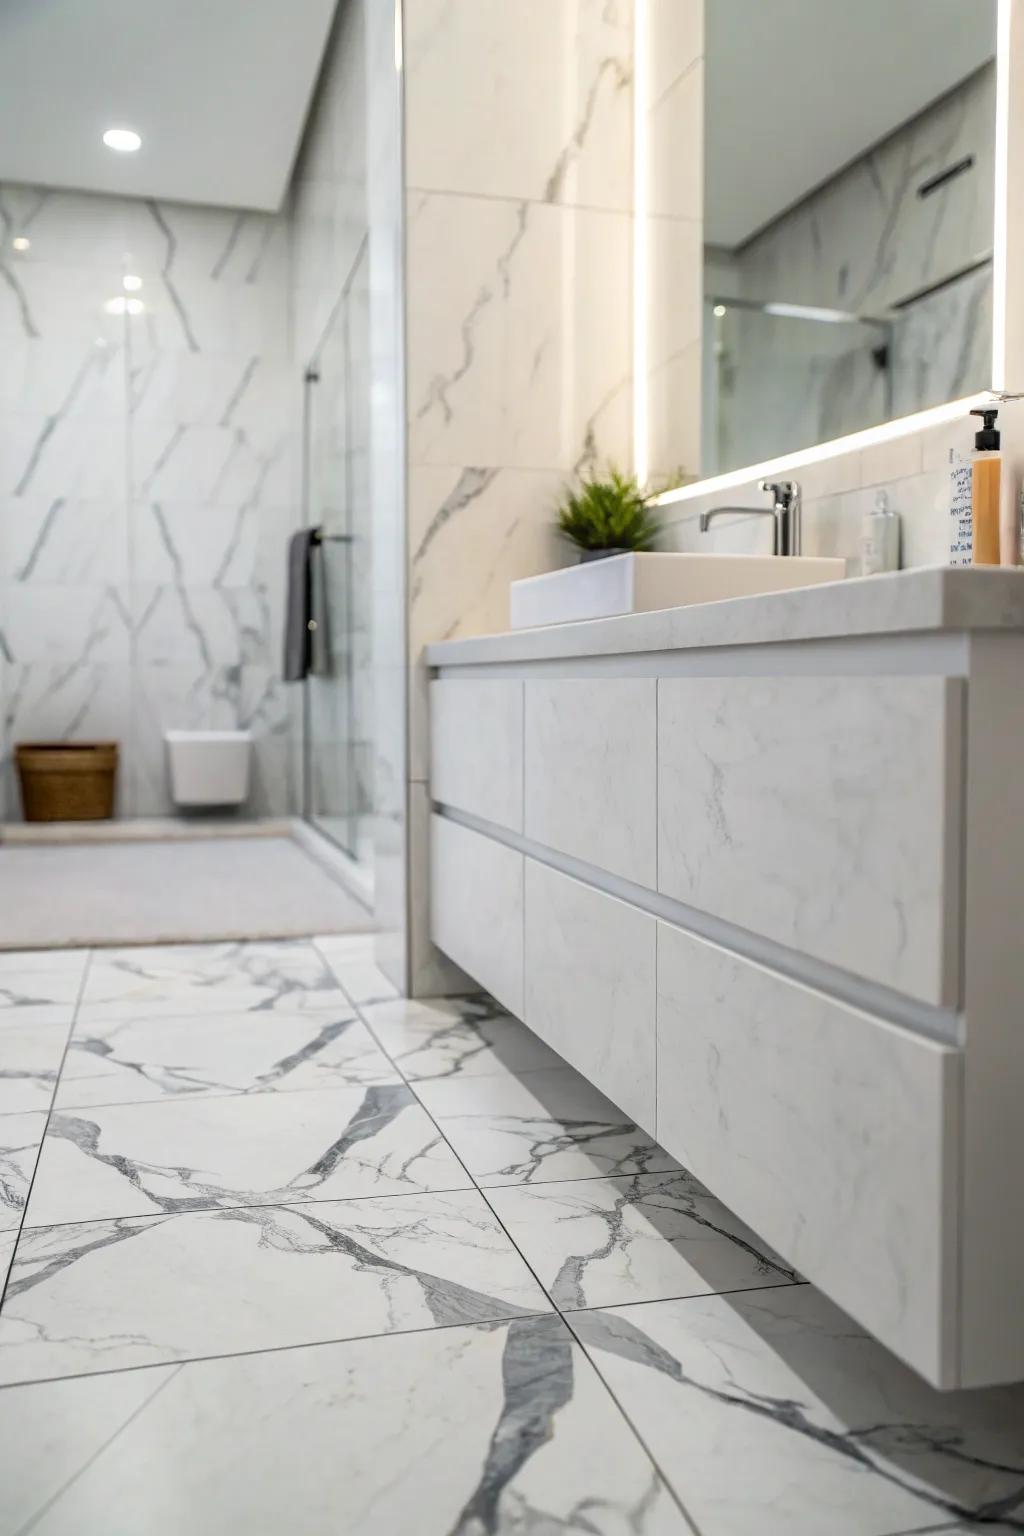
555, 468, 662, 562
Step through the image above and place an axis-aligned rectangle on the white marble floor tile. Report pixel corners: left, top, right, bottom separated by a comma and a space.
0, 968, 83, 1027
1, 1317, 693, 1535
572, 1287, 1024, 1536
0, 1228, 15, 1293
0, 1191, 551, 1384
362, 994, 565, 1082
25, 1085, 472, 1226
1, 1110, 48, 1232
0, 949, 90, 975
415, 1068, 679, 1187
487, 1171, 800, 1310
0, 1021, 68, 1113
0, 1364, 177, 1536
319, 955, 401, 1007
79, 940, 349, 1021
313, 932, 378, 964
56, 1007, 398, 1109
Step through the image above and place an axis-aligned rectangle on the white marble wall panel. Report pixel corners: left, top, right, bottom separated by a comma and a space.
429, 680, 523, 831
407, 193, 633, 474
0, 179, 296, 820
525, 860, 657, 1132
657, 675, 961, 1006
656, 921, 959, 1386
525, 679, 657, 887
430, 814, 524, 1017
404, 0, 634, 212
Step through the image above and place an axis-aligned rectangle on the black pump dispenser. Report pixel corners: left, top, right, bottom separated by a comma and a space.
971, 407, 1000, 450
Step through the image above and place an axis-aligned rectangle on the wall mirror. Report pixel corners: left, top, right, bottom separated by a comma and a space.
702, 0, 998, 476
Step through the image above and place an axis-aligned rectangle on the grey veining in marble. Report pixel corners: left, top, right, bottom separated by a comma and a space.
0, 1316, 692, 1535
0, 1021, 67, 1113
488, 1171, 799, 1311
25, 1085, 470, 1226
0, 968, 83, 1026
573, 1285, 1024, 1535
56, 1007, 397, 1109
0, 1189, 551, 1384
1, 1110, 48, 1231
78, 939, 349, 1021
361, 994, 564, 1082
426, 566, 1024, 669
415, 1067, 679, 1188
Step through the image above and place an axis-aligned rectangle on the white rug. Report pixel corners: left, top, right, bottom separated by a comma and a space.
0, 838, 374, 950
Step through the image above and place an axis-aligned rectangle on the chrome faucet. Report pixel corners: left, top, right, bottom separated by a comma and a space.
699, 479, 802, 556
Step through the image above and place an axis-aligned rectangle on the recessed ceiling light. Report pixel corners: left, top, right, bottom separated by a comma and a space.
103, 127, 141, 153
11, 236, 30, 252
713, 304, 727, 318
122, 273, 143, 292
104, 295, 145, 316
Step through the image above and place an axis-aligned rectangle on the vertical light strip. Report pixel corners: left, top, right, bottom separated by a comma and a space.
992, 0, 1011, 391
633, 0, 649, 488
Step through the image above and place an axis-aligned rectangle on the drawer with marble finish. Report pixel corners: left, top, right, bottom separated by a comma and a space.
427, 571, 1024, 1390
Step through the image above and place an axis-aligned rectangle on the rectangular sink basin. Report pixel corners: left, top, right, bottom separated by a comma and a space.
509, 551, 847, 630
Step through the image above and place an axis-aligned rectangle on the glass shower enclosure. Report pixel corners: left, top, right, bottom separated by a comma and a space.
301, 238, 374, 880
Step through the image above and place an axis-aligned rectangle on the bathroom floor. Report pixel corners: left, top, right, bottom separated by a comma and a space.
1, 936, 1022, 1534
0, 836, 372, 949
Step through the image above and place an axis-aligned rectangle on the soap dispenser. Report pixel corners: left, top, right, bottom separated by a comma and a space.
970, 407, 1001, 565
859, 489, 901, 575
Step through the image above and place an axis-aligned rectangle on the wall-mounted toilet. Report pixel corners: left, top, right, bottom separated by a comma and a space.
165, 730, 252, 809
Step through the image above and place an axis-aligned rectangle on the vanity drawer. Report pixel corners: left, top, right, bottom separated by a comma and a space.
430, 815, 524, 1015
525, 859, 657, 1132
429, 679, 523, 831
656, 921, 960, 1386
525, 679, 657, 886
657, 675, 962, 1005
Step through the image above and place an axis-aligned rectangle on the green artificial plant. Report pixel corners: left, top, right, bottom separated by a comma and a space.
555, 468, 662, 556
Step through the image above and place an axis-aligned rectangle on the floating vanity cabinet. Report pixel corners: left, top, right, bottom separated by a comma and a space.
429, 815, 523, 1016
525, 861, 657, 1132
426, 570, 1024, 1390
656, 923, 959, 1384
657, 675, 962, 1005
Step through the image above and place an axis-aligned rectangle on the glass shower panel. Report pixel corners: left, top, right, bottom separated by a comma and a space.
303, 240, 374, 877
708, 301, 892, 475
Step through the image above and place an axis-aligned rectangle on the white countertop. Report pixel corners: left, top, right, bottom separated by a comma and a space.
425, 566, 1024, 667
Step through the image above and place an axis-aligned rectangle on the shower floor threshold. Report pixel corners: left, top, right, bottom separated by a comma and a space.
0, 816, 293, 846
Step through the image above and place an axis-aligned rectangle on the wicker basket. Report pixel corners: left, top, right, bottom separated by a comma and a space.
15, 742, 118, 822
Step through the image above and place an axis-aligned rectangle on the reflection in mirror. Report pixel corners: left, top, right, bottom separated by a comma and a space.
703, 0, 998, 475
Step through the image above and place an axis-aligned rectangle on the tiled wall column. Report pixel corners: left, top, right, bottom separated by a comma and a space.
401, 0, 705, 994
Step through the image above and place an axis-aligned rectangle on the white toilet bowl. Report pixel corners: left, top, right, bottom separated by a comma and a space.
165, 730, 252, 808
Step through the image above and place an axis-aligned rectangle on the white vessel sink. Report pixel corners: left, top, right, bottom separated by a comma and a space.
509, 551, 847, 630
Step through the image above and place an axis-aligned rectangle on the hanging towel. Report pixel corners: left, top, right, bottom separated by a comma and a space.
283, 527, 318, 682
309, 540, 332, 676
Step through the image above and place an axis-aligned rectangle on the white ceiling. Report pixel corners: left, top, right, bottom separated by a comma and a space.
706, 0, 998, 248
0, 0, 337, 212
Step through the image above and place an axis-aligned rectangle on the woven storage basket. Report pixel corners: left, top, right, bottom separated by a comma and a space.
15, 742, 118, 822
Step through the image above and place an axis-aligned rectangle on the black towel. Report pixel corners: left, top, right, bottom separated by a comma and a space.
283, 527, 318, 682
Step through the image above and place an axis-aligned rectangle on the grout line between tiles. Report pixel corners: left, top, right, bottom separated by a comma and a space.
0, 950, 94, 1317
0, 1308, 556, 1396
18, 1181, 483, 1235
12, 1363, 185, 1536
560, 1306, 708, 1536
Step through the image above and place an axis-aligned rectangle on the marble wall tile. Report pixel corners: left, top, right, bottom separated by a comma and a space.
404, 0, 634, 212
407, 192, 633, 474
0, 177, 297, 820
